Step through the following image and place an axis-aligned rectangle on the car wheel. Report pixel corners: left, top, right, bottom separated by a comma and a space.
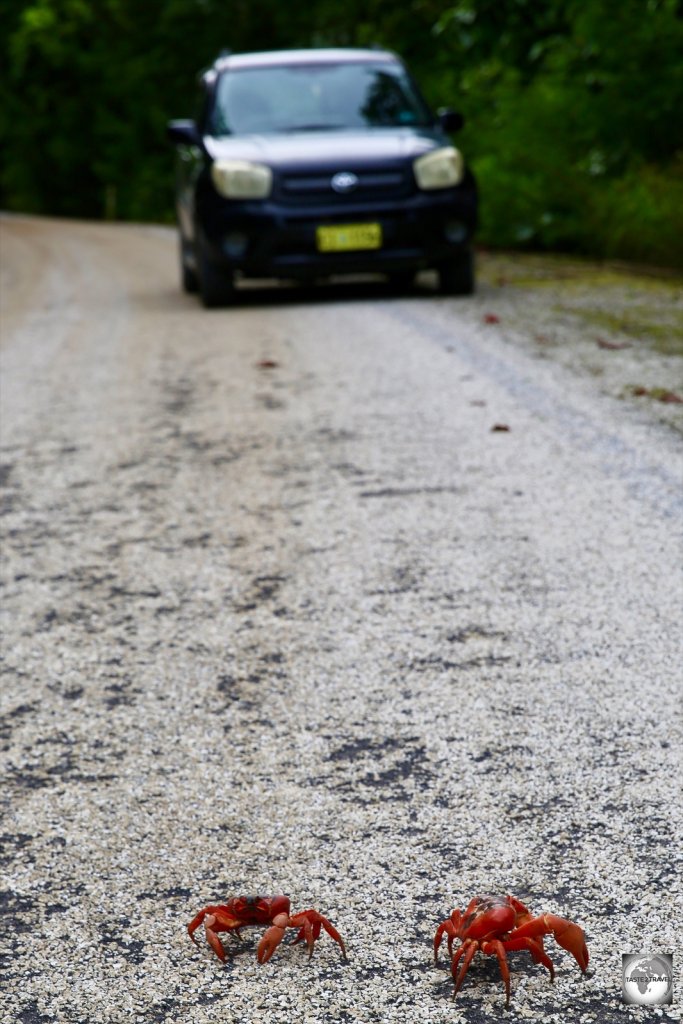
197, 236, 235, 308
180, 237, 198, 293
437, 248, 475, 296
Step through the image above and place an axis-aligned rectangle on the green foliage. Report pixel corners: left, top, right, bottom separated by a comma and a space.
1, 0, 682, 264
593, 160, 683, 266
432, 0, 683, 264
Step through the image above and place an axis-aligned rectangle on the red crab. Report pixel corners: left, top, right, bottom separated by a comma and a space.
187, 893, 346, 964
434, 893, 589, 1008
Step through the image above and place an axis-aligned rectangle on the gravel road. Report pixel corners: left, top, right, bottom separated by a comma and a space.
1, 215, 681, 1024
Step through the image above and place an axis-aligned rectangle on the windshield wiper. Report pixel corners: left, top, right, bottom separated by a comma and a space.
281, 123, 347, 132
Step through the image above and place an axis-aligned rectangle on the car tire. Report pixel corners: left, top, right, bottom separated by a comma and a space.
197, 236, 235, 308
180, 237, 198, 293
437, 248, 475, 296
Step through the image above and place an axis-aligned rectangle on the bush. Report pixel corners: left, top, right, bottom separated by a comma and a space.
593, 161, 683, 267
467, 71, 683, 267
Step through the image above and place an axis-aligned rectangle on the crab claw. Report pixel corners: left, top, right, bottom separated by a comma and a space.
547, 915, 589, 973
512, 913, 589, 973
203, 915, 229, 963
187, 909, 205, 946
256, 915, 288, 964
187, 908, 234, 963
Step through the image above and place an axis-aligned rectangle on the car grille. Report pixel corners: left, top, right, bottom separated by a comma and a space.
277, 169, 411, 205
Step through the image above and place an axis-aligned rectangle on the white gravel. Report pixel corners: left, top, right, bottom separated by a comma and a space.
1, 216, 681, 1023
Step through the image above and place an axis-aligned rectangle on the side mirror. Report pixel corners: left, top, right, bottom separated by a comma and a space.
167, 119, 201, 145
437, 108, 464, 133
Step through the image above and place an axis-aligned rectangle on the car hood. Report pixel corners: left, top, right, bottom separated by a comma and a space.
204, 128, 446, 168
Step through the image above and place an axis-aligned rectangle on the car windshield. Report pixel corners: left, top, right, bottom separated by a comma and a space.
210, 61, 432, 135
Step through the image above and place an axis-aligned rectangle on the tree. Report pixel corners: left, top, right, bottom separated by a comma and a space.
2, 0, 682, 262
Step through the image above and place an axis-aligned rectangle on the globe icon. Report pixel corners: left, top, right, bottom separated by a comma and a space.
623, 955, 673, 1005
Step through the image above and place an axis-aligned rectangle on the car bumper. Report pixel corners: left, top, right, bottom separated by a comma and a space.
193, 187, 477, 280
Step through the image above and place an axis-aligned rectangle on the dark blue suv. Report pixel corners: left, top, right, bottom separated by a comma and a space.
168, 48, 477, 306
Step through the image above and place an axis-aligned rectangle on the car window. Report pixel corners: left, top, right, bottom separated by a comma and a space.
210, 62, 432, 135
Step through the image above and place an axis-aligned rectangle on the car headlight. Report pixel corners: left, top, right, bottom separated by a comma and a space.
413, 147, 464, 190
211, 160, 272, 199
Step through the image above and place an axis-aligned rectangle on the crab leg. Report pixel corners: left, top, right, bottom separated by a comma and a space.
256, 909, 346, 964
434, 912, 461, 961
481, 938, 512, 1009
502, 935, 555, 979
290, 909, 347, 959
451, 940, 478, 999
293, 913, 318, 957
187, 907, 208, 945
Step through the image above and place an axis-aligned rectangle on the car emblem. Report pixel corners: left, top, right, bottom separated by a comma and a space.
331, 171, 359, 194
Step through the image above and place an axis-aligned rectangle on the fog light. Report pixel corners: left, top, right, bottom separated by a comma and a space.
444, 220, 467, 244
223, 232, 248, 259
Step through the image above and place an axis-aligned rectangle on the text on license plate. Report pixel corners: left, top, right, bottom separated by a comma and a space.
316, 223, 382, 252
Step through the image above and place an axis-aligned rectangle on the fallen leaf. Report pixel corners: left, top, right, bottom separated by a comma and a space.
257, 358, 279, 369
630, 385, 683, 403
629, 385, 683, 403
483, 313, 500, 324
596, 337, 631, 350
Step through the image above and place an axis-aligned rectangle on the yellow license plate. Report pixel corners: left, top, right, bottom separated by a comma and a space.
316, 223, 382, 252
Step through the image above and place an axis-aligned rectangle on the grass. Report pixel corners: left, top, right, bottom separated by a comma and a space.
477, 250, 683, 357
